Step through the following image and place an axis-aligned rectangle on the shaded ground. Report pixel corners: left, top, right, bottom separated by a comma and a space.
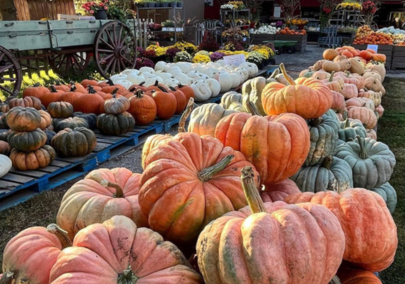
0, 46, 403, 283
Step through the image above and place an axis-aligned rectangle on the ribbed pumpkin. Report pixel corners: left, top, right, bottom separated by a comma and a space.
342, 83, 358, 99
337, 265, 382, 284
291, 156, 353, 193
73, 87, 104, 114
51, 127, 96, 157
262, 64, 333, 119
9, 96, 42, 110
22, 84, 50, 99
338, 118, 367, 142
323, 48, 339, 60
0, 112, 8, 129
140, 132, 260, 243
347, 107, 377, 129
215, 111, 310, 184
0, 101, 10, 112
7, 128, 47, 151
0, 140, 11, 155
331, 90, 346, 113
220, 91, 242, 109
127, 90, 157, 125
366, 128, 377, 139
188, 103, 236, 137
72, 112, 98, 129
40, 86, 64, 108
358, 89, 381, 107
96, 112, 135, 135
53, 117, 89, 132
49, 216, 203, 284
104, 92, 130, 114
346, 97, 375, 111
260, 178, 301, 202
284, 188, 397, 272
47, 101, 74, 118
322, 72, 344, 94
57, 168, 148, 240
335, 136, 395, 188
197, 167, 345, 284
59, 86, 83, 105
152, 90, 177, 120
10, 145, 55, 170
38, 110, 52, 130
1, 224, 71, 284
6, 107, 42, 132
305, 110, 340, 166
370, 182, 397, 214
241, 76, 267, 115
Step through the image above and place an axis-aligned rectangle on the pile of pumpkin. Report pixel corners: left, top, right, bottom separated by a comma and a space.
0, 51, 397, 284
277, 27, 307, 35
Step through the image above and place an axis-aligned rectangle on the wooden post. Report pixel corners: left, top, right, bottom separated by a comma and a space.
0, 0, 17, 20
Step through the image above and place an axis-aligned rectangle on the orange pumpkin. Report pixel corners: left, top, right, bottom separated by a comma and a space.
140, 132, 260, 243
331, 90, 346, 113
260, 178, 301, 202
68, 82, 87, 93
284, 188, 398, 272
39, 86, 65, 108
197, 167, 345, 284
175, 84, 195, 101
337, 265, 382, 284
73, 87, 105, 114
323, 48, 339, 60
152, 90, 177, 120
2, 224, 71, 284
169, 87, 187, 114
57, 168, 148, 240
38, 110, 52, 130
371, 53, 386, 62
60, 86, 83, 105
9, 96, 42, 110
347, 107, 377, 129
215, 111, 310, 184
22, 84, 50, 99
342, 83, 358, 99
127, 90, 157, 125
262, 64, 333, 119
80, 79, 98, 88
100, 80, 128, 94
49, 216, 203, 284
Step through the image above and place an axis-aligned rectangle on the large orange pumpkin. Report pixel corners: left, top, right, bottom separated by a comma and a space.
215, 112, 310, 184
40, 86, 65, 108
1, 224, 71, 284
56, 168, 148, 240
197, 167, 345, 284
127, 90, 157, 125
73, 88, 105, 114
262, 64, 333, 119
139, 132, 260, 243
49, 216, 203, 284
260, 178, 301, 202
22, 84, 50, 99
284, 188, 398, 272
152, 90, 177, 120
337, 265, 382, 284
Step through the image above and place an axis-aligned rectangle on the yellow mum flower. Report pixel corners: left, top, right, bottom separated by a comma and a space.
192, 54, 211, 63
31, 73, 45, 85
40, 70, 50, 81
48, 69, 60, 80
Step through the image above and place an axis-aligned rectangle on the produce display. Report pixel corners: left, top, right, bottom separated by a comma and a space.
251, 24, 278, 34
0, 42, 399, 284
277, 27, 306, 35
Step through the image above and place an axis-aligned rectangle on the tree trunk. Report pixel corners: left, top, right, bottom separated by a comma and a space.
0, 0, 17, 20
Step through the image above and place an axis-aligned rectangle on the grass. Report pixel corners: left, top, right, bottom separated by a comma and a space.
0, 78, 404, 282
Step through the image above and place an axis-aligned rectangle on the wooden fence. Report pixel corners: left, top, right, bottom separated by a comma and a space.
14, 0, 75, 20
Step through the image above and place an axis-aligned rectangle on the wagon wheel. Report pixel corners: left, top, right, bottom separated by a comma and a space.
94, 21, 136, 78
0, 46, 22, 100
49, 51, 92, 77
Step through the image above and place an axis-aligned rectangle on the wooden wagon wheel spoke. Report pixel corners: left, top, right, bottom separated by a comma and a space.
0, 45, 22, 100
49, 51, 91, 77
94, 21, 136, 78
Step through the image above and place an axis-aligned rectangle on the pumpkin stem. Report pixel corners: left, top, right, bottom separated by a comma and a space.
247, 101, 262, 116
178, 98, 194, 133
0, 272, 14, 284
112, 88, 119, 97
70, 85, 77, 92
322, 156, 333, 170
310, 116, 323, 126
46, 224, 72, 248
343, 118, 350, 128
88, 85, 97, 94
279, 63, 295, 86
118, 265, 138, 284
329, 276, 341, 284
198, 155, 234, 182
107, 79, 114, 86
50, 85, 58, 93
33, 82, 41, 87
269, 68, 280, 79
329, 71, 335, 82
356, 135, 368, 159
135, 90, 143, 98
241, 166, 266, 214
100, 179, 125, 198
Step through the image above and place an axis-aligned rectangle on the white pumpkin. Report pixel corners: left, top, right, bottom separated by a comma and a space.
143, 77, 163, 87
127, 73, 145, 85
195, 66, 214, 78
155, 71, 173, 80
139, 67, 155, 74
113, 80, 132, 89
167, 66, 183, 77
187, 70, 208, 80
229, 73, 241, 88
121, 69, 139, 76
0, 154, 12, 178
110, 74, 128, 81
155, 61, 170, 72
164, 78, 180, 87
216, 59, 226, 66
235, 67, 250, 82
215, 72, 233, 92
207, 62, 222, 69
239, 62, 259, 77
175, 62, 193, 73
174, 73, 194, 85
191, 80, 212, 102
142, 72, 158, 79
207, 78, 221, 97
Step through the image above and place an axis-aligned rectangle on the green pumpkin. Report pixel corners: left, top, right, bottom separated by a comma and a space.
6, 107, 42, 132
338, 119, 367, 142
53, 117, 89, 132
0, 112, 8, 129
47, 101, 74, 118
8, 128, 47, 151
305, 109, 340, 166
96, 111, 135, 135
291, 156, 353, 193
335, 136, 396, 188
51, 127, 97, 157
73, 112, 98, 129
220, 91, 243, 110
0, 130, 9, 141
370, 182, 397, 214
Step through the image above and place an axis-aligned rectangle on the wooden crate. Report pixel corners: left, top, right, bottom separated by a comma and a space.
250, 34, 275, 45
13, 0, 75, 21
275, 34, 307, 52
391, 46, 405, 70
352, 44, 393, 70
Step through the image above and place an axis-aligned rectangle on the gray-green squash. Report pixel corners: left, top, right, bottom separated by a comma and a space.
53, 117, 89, 132
51, 127, 97, 157
220, 91, 244, 111
338, 118, 367, 142
291, 156, 353, 193
7, 128, 47, 151
305, 109, 340, 166
96, 111, 135, 135
335, 136, 396, 188
370, 182, 397, 214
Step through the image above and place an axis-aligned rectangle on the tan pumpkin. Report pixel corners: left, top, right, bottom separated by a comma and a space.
367, 128, 377, 140
343, 75, 365, 90
333, 55, 348, 62
337, 59, 351, 71
349, 58, 365, 75
363, 71, 382, 82
322, 61, 341, 73
323, 48, 339, 60
0, 140, 11, 156
342, 83, 358, 99
38, 110, 52, 130
365, 63, 386, 81
9, 96, 42, 110
220, 91, 243, 109
331, 90, 346, 113
311, 70, 330, 80
346, 97, 375, 111
311, 59, 326, 71
375, 104, 384, 118
364, 77, 383, 93
322, 72, 344, 93
358, 89, 381, 107
347, 107, 377, 129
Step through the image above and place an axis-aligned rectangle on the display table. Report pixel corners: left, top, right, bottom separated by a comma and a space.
352, 44, 393, 70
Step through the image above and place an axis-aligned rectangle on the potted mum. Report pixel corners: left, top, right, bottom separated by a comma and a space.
82, 0, 109, 19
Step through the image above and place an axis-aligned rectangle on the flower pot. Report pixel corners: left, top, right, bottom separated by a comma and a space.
155, 2, 161, 7
170, 2, 176, 7
95, 9, 107, 19
147, 2, 156, 7
176, 1, 183, 7
161, 2, 169, 7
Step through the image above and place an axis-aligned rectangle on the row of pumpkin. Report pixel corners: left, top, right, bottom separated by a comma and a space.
0, 49, 397, 284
